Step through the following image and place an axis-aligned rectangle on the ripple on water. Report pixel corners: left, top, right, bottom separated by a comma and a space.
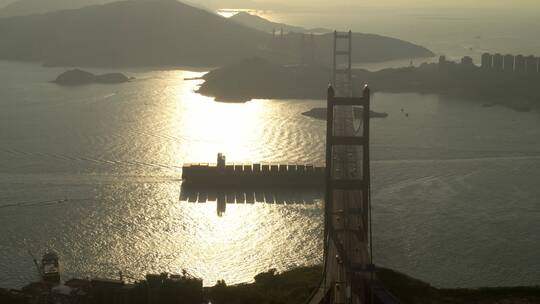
0, 63, 539, 288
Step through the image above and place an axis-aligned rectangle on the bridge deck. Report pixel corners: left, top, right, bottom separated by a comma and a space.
322, 98, 370, 304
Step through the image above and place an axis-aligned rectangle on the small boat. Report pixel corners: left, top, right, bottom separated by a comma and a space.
41, 252, 60, 283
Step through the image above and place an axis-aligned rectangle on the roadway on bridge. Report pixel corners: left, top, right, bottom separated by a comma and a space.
309, 100, 369, 304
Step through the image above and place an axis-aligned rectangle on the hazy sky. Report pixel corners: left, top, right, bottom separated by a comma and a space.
198, 0, 540, 56
1, 0, 538, 12
195, 0, 540, 11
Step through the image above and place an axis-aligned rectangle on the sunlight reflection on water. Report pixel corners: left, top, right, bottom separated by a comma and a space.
0, 62, 539, 289
0, 65, 326, 287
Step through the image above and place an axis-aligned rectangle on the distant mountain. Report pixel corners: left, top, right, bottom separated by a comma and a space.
229, 11, 330, 34
0, 0, 113, 17
229, 13, 434, 63
318, 32, 434, 63
0, 0, 268, 67
0, 0, 434, 67
263, 31, 434, 65
0, 0, 215, 18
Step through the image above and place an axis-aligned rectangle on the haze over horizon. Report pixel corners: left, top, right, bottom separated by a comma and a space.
195, 0, 540, 10
2, 0, 539, 14
128, 0, 540, 57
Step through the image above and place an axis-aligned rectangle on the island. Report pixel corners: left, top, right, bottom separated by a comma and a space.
53, 69, 131, 86
0, 0, 433, 67
302, 107, 388, 120
198, 56, 540, 111
197, 57, 330, 102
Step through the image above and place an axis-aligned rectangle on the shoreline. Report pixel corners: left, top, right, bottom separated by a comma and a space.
2, 266, 539, 304
197, 58, 540, 113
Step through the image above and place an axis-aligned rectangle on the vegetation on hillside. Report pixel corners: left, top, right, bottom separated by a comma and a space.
0, 0, 434, 67
199, 57, 540, 111
206, 266, 322, 304
207, 266, 540, 304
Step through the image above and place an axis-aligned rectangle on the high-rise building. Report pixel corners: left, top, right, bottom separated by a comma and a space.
481, 53, 492, 69
503, 54, 514, 72
514, 55, 526, 72
493, 53, 503, 70
526, 55, 537, 73
439, 55, 446, 64
439, 56, 448, 71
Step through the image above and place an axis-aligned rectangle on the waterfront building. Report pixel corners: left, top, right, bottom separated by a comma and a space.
526, 55, 537, 73
514, 55, 526, 72
461, 56, 473, 66
439, 55, 446, 64
481, 53, 492, 68
439, 55, 448, 70
492, 53, 503, 70
503, 54, 514, 72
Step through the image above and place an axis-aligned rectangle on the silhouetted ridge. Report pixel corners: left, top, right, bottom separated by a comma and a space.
229, 13, 434, 63
317, 32, 435, 63
0, 1, 435, 67
0, 0, 111, 18
0, 0, 268, 67
230, 11, 323, 33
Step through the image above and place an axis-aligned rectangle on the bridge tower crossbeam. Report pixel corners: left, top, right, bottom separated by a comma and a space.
308, 31, 374, 304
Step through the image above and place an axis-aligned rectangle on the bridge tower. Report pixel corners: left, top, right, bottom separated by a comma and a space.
308, 31, 377, 304
333, 31, 353, 96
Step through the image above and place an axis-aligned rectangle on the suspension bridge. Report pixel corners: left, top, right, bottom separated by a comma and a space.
305, 31, 399, 304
